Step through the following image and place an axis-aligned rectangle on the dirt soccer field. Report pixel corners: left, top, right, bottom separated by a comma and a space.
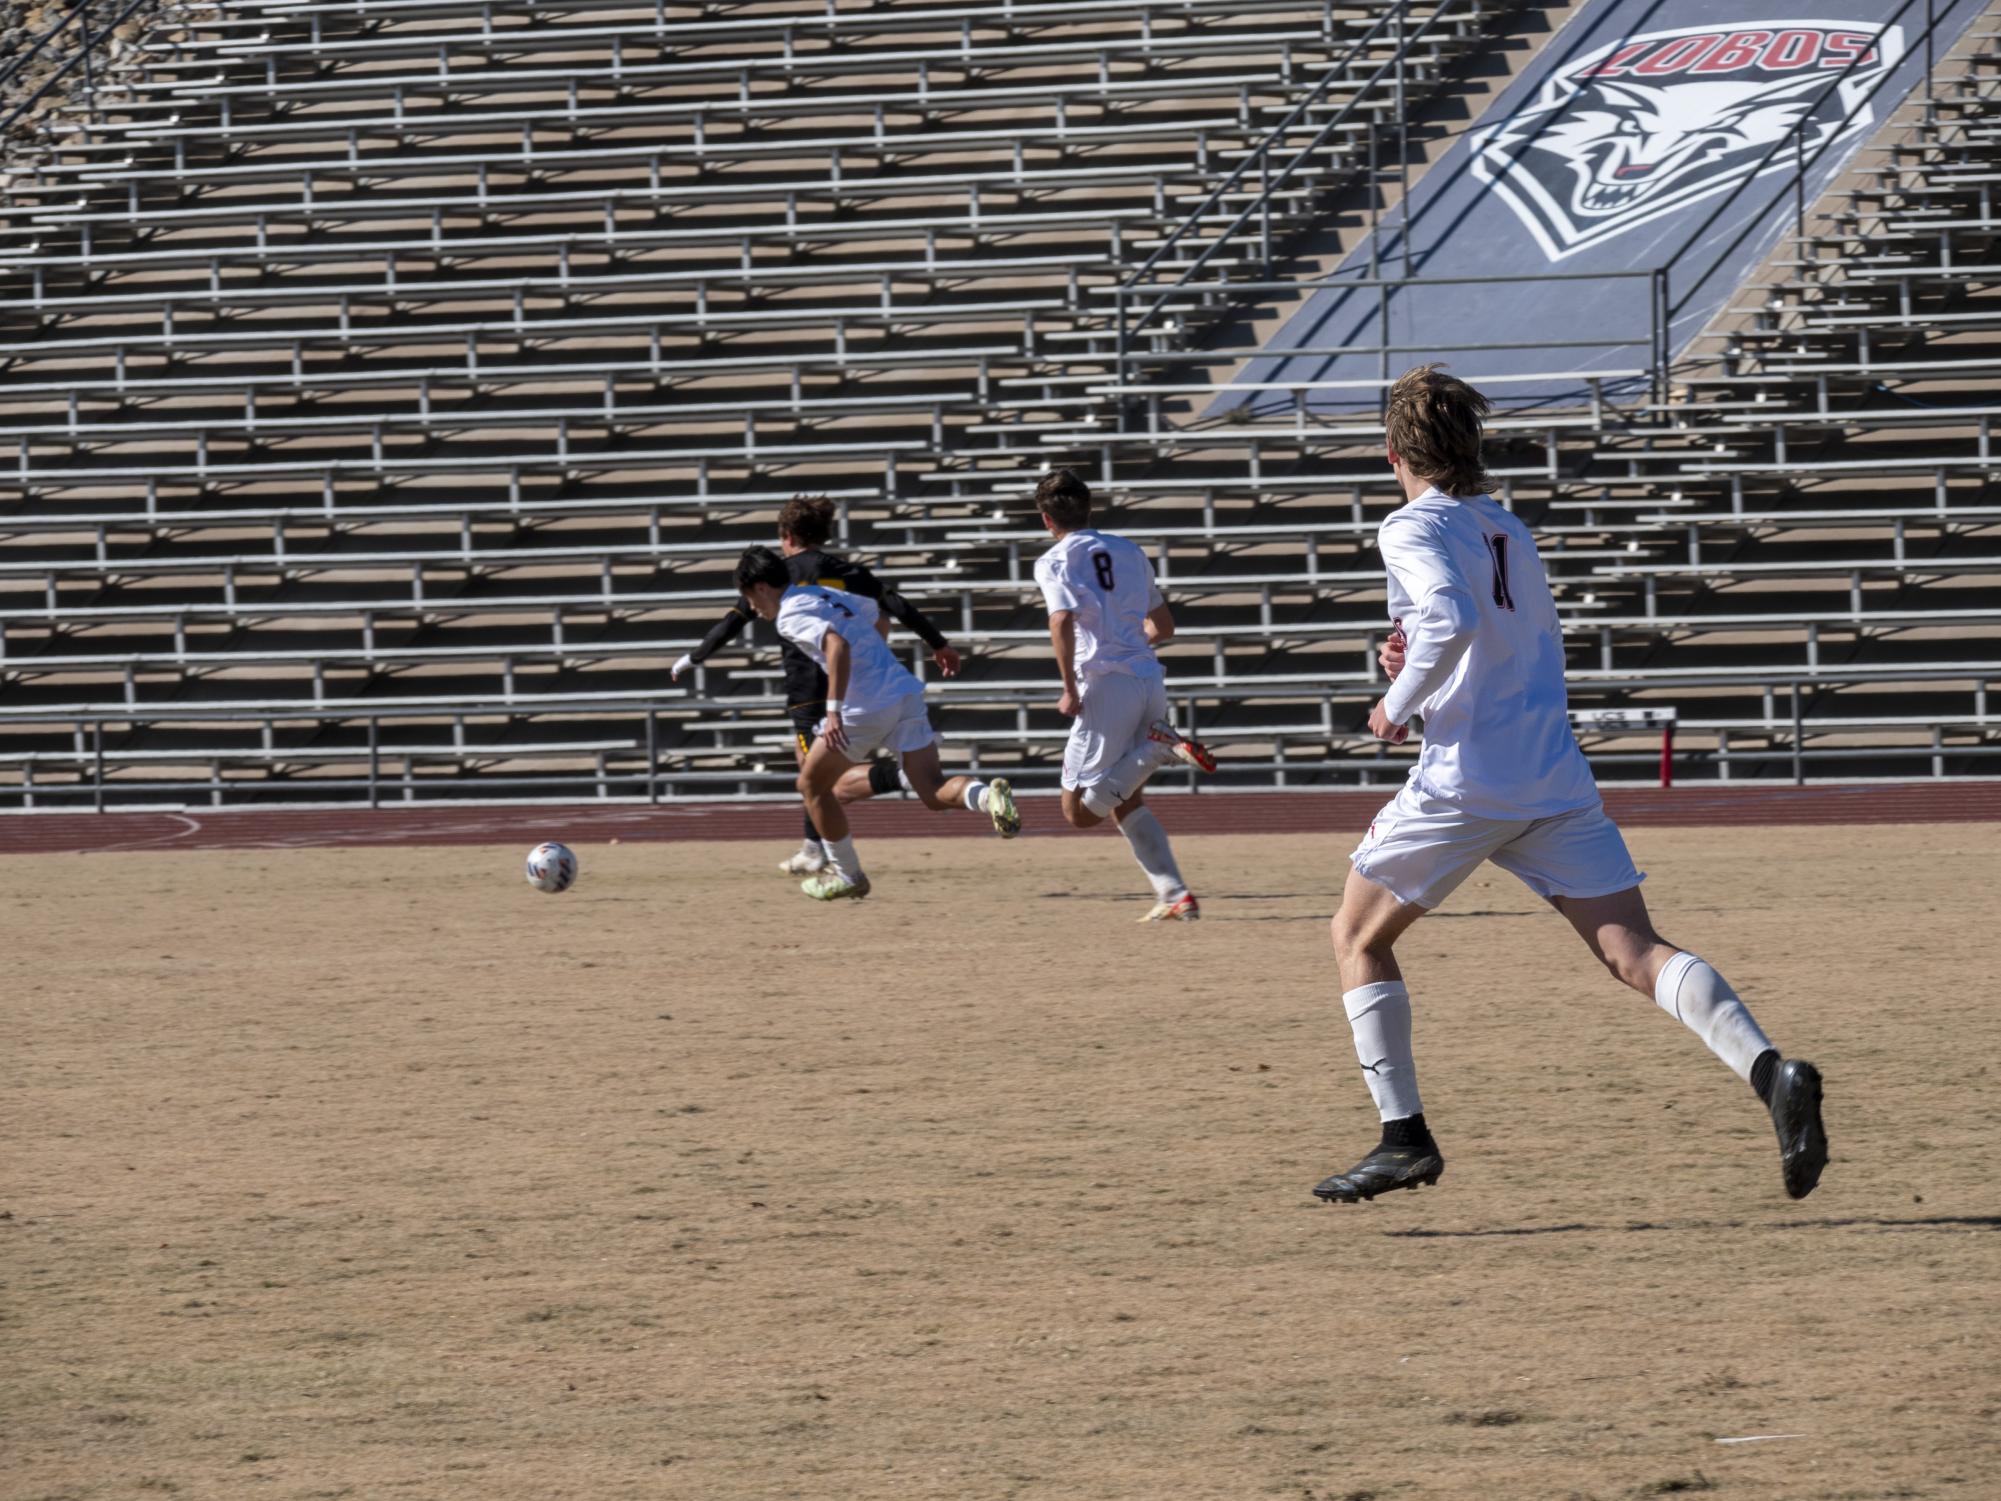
6, 821, 1999, 1500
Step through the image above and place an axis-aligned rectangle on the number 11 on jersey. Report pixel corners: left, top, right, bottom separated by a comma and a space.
1486, 534, 1516, 612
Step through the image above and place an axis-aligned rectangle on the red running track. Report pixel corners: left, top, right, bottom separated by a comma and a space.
2, 783, 1997, 855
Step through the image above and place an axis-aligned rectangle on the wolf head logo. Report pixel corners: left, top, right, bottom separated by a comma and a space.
1471, 23, 1902, 261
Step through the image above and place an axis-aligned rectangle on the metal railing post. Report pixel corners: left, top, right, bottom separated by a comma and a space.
1790, 683, 1805, 786
1396, 1, 1412, 278
1112, 284, 1129, 433
367, 717, 381, 808
1926, 0, 1937, 107
79, 0, 97, 123
93, 721, 104, 813
646, 709, 659, 804
1794, 124, 1806, 243
1378, 279, 1391, 390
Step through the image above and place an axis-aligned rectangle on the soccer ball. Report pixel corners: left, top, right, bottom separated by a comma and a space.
525, 841, 578, 894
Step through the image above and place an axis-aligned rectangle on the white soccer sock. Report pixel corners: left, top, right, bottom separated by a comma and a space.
823, 834, 864, 883
1116, 806, 1187, 901
1653, 951, 1774, 1082
963, 779, 990, 813
897, 767, 916, 794
1343, 981, 1424, 1122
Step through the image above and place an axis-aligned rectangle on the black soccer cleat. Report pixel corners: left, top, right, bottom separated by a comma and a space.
1767, 1057, 1828, 1200
1312, 1143, 1445, 1203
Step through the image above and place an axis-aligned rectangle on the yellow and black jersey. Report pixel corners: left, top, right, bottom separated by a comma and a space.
685, 546, 950, 706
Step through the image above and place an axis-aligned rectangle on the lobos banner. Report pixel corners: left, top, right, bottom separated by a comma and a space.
1224, 0, 1986, 411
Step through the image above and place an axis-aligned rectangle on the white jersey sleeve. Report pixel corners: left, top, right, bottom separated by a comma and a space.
775, 591, 831, 657
1379, 510, 1480, 727
1035, 548, 1086, 616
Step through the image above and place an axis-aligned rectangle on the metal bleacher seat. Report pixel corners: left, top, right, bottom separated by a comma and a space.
3, 0, 1509, 805
7, 0, 2000, 806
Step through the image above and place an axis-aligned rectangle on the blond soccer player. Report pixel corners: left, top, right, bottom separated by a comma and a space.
1314, 366, 1827, 1204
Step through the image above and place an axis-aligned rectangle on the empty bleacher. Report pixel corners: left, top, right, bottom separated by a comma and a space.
2, 0, 1998, 808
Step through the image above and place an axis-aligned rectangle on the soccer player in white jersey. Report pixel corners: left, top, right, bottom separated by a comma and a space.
735, 546, 1018, 900
1032, 470, 1216, 921
1314, 366, 1827, 1204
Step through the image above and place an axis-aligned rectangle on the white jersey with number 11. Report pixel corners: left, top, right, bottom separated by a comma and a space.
1379, 488, 1598, 820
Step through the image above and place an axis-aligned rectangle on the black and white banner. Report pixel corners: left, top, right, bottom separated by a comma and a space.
1227, 0, 1984, 411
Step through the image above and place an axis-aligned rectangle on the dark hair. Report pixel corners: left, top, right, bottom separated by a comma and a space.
777, 494, 836, 548
1385, 364, 1494, 497
1034, 468, 1092, 530
734, 544, 789, 596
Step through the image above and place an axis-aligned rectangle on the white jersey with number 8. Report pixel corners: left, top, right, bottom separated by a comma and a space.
1034, 529, 1165, 682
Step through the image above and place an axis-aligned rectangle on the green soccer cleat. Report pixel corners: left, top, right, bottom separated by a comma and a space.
801, 870, 872, 901
986, 777, 1021, 838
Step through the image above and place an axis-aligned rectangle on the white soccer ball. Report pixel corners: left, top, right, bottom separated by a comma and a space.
525, 841, 579, 894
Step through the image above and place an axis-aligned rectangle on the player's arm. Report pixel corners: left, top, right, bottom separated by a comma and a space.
830, 557, 960, 676
1142, 562, 1173, 645
671, 597, 752, 680
819, 628, 852, 753
1037, 555, 1085, 716
1048, 610, 1082, 718
1374, 517, 1479, 741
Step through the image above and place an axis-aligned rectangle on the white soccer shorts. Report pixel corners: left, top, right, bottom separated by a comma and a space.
836, 689, 935, 761
1061, 671, 1170, 791
1350, 782, 1644, 910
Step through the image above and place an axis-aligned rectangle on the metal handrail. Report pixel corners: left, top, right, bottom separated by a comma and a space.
1660, 0, 1958, 323
1116, 0, 1467, 352
0, 0, 98, 95
0, 0, 162, 137
1107, 0, 1970, 416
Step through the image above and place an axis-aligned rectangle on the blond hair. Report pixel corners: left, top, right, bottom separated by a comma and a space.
1385, 364, 1493, 497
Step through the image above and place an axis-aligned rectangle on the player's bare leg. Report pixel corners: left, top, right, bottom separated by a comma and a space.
794, 737, 870, 900
1059, 787, 1105, 829
1330, 865, 1425, 987
826, 748, 1018, 836
1109, 791, 1197, 921
1553, 886, 1827, 1199
1315, 867, 1443, 1203
893, 742, 1019, 837
829, 760, 879, 804
781, 728, 831, 876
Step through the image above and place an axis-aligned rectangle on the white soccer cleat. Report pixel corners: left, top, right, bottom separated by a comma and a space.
1138, 892, 1200, 923
1147, 720, 1217, 773
985, 777, 1021, 838
780, 845, 828, 876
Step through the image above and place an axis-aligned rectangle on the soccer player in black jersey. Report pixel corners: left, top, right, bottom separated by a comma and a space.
671, 496, 965, 875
